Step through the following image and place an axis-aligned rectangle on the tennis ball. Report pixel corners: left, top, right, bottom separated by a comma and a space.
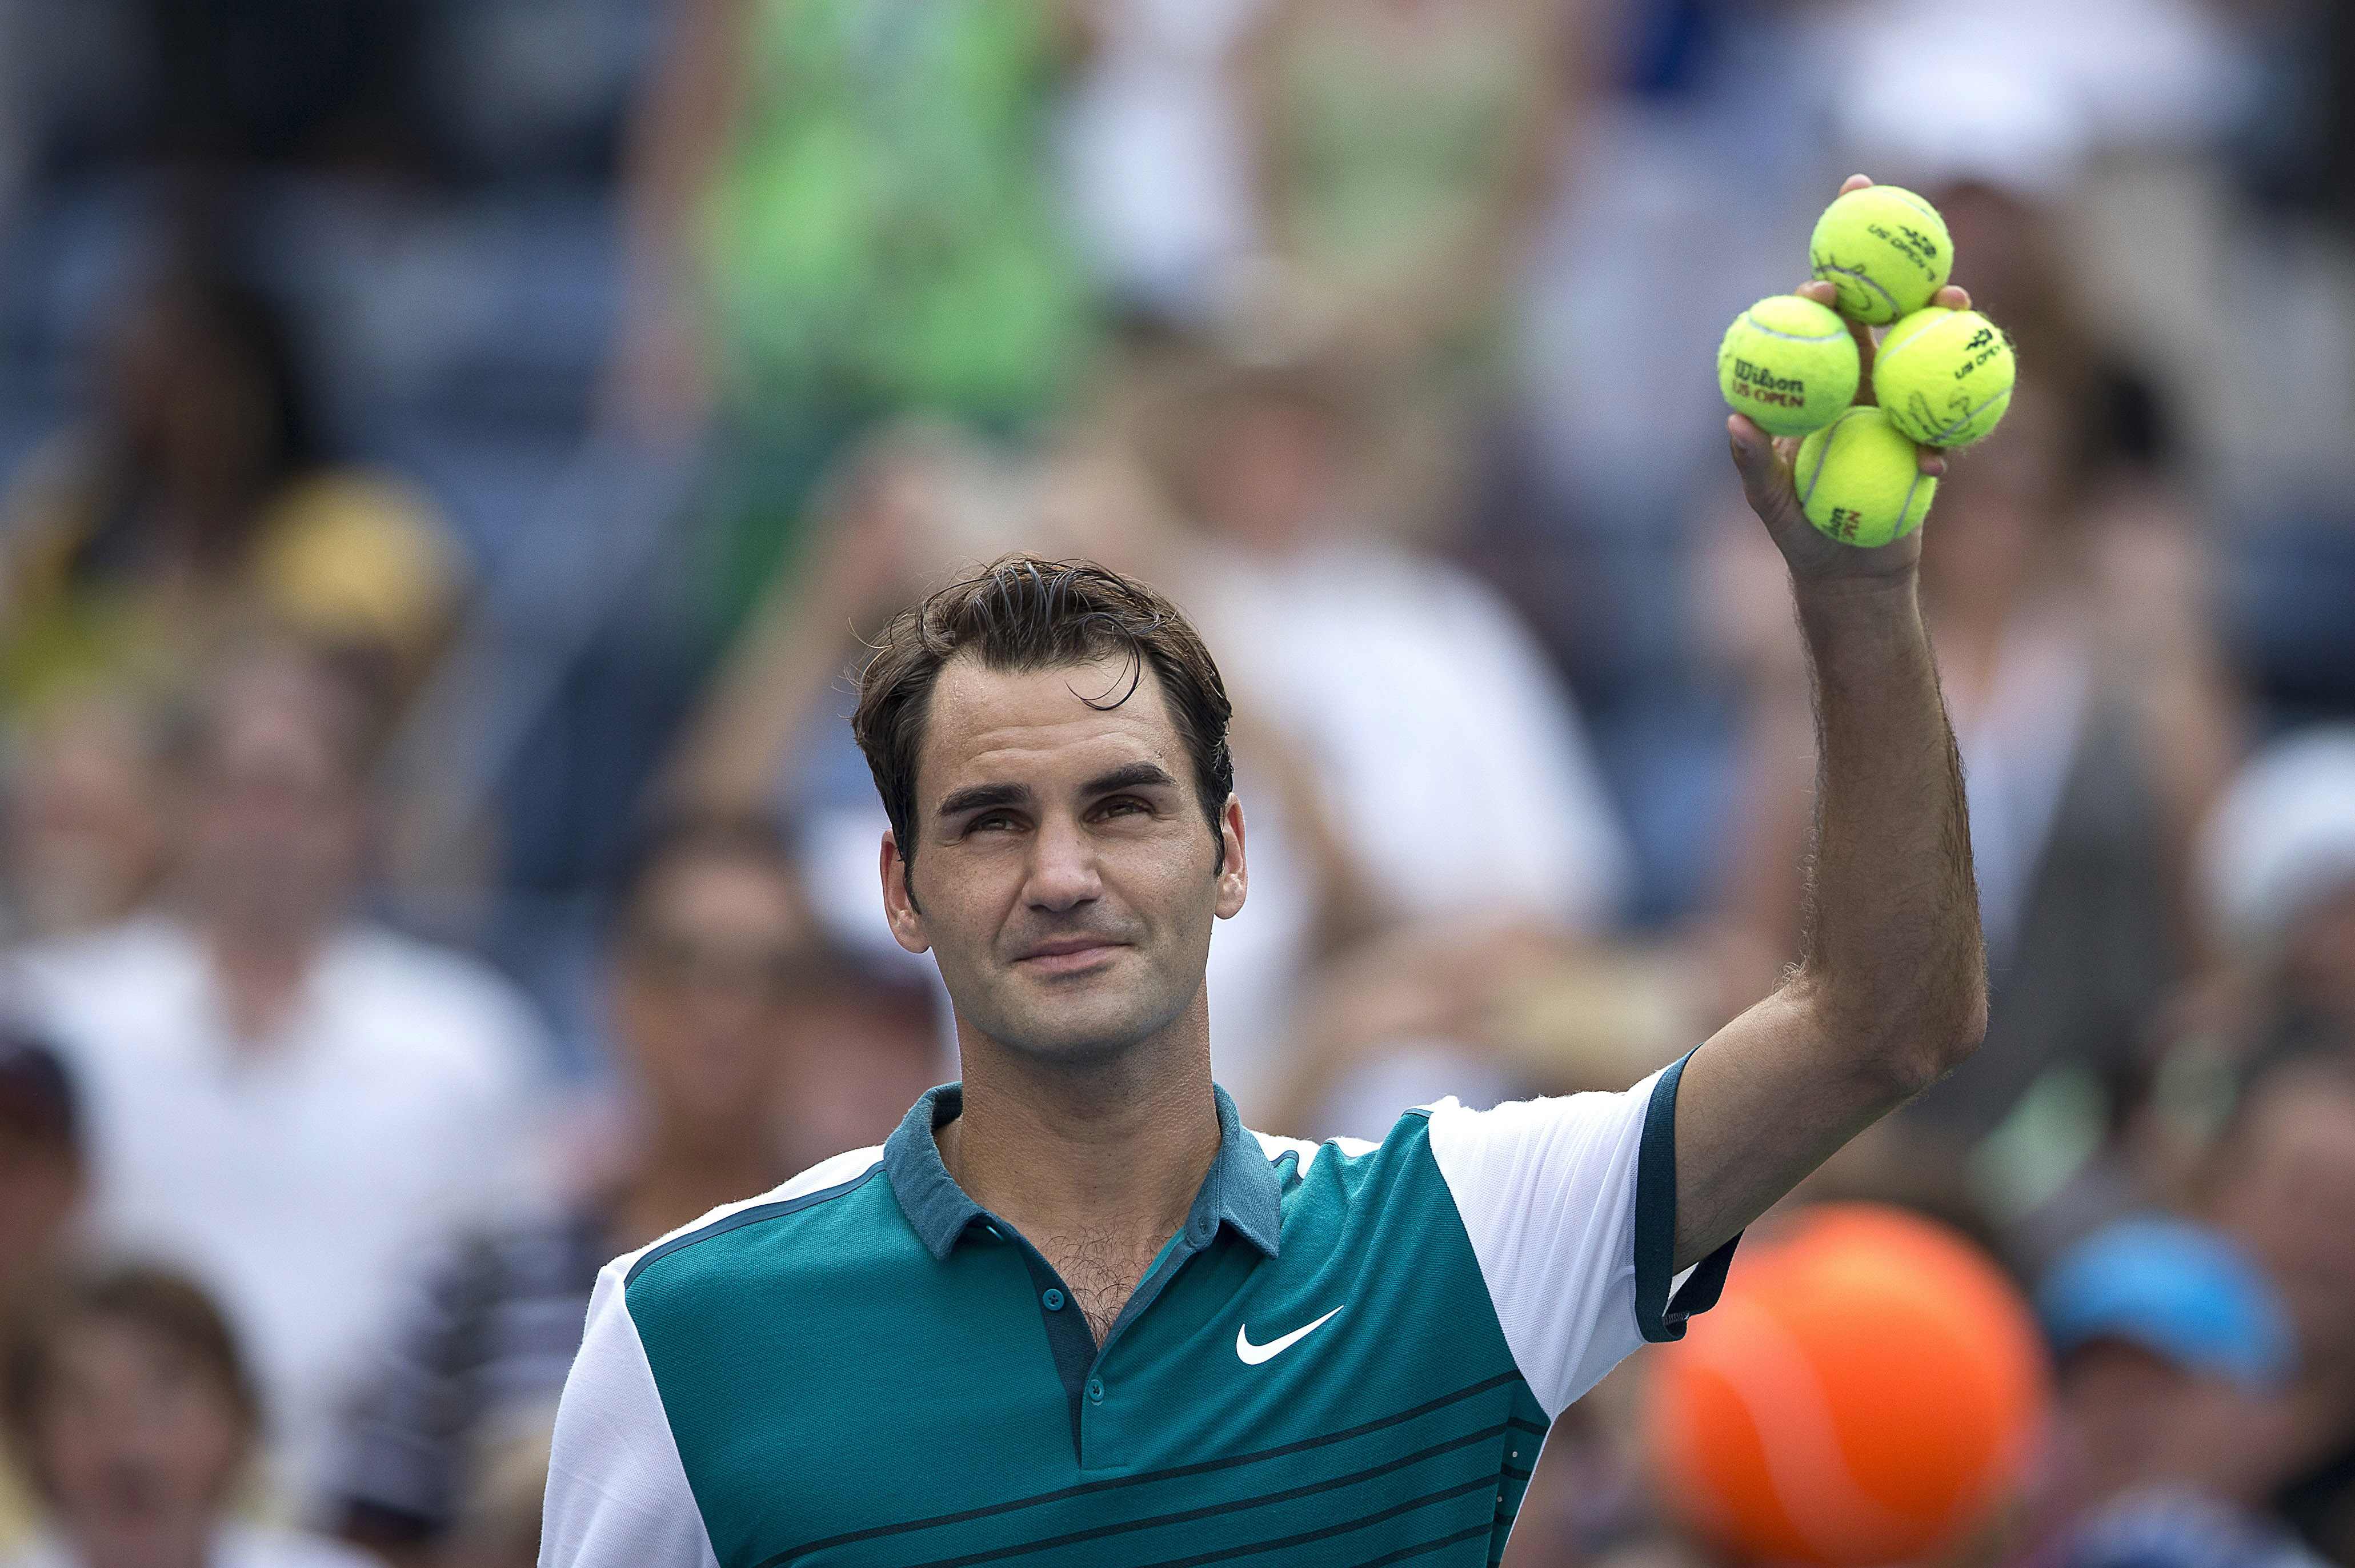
1646, 1206, 2049, 1568
1872, 307, 2015, 448
1793, 406, 1936, 547
1809, 186, 1953, 324
1717, 296, 1860, 436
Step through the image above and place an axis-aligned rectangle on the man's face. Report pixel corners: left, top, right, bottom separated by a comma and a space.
881, 654, 1245, 1066
183, 685, 365, 937
2212, 1079, 2355, 1371
614, 855, 818, 1138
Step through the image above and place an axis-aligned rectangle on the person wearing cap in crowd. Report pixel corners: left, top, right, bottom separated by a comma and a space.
0, 1029, 88, 1557
323, 815, 942, 1567
1, 1264, 380, 1568
0, 252, 466, 729
2037, 1219, 2297, 1517
2028, 1216, 2322, 1568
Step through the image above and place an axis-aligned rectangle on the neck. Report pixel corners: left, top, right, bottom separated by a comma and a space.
939, 1009, 1221, 1248
202, 918, 323, 1046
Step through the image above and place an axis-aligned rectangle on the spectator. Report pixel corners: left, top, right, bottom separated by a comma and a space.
7, 647, 549, 1507
0, 1264, 379, 1568
1055, 0, 1267, 323
1156, 351, 1632, 935
2134, 729, 2355, 1218
607, 0, 1101, 612
0, 1029, 84, 1314
1234, 0, 1583, 375
0, 1032, 88, 1558
2204, 1057, 2355, 1562
1, 696, 166, 944
323, 815, 939, 1565
0, 252, 467, 728
2197, 728, 2355, 1067
2025, 1217, 2312, 1567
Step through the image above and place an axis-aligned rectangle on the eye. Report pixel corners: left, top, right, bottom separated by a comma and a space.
1096, 796, 1150, 820
968, 811, 1018, 833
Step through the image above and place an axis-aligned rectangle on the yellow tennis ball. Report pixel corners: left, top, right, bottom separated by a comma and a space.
1809, 186, 1953, 325
1794, 406, 1937, 547
1872, 307, 2015, 448
1717, 296, 1860, 436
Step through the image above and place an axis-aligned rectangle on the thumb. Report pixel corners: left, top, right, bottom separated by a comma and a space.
1728, 415, 1796, 522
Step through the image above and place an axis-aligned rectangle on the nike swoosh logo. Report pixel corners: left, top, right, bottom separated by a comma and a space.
1235, 1305, 1344, 1366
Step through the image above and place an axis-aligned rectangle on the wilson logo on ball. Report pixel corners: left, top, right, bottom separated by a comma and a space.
1731, 360, 1808, 405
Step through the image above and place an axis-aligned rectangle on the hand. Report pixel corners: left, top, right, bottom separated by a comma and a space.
1728, 174, 1973, 590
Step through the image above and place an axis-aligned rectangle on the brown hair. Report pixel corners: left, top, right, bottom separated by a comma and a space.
3, 1263, 262, 1486
852, 555, 1235, 888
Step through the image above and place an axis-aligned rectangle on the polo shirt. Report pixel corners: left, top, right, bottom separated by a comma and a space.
540, 1057, 1737, 1568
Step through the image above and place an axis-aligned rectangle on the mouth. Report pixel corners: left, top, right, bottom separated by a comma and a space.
1014, 940, 1126, 976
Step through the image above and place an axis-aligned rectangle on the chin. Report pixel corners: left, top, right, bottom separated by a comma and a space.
998, 1019, 1157, 1069
986, 990, 1178, 1068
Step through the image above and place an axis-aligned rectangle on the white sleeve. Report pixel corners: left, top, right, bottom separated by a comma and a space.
539, 1264, 719, 1568
1423, 1053, 1737, 1418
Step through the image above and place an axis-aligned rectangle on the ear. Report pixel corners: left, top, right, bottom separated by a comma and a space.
1214, 794, 1248, 920
879, 831, 931, 955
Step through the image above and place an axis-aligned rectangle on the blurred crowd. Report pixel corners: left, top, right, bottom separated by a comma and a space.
0, 0, 2350, 1565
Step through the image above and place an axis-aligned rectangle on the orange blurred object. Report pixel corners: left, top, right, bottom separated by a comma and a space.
1645, 1204, 2050, 1566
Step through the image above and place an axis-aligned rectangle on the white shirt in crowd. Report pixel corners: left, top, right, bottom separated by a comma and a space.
9, 916, 550, 1507
1193, 540, 1633, 930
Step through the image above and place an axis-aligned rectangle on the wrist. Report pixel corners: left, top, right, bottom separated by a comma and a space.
1791, 571, 1927, 661
1791, 568, 1920, 621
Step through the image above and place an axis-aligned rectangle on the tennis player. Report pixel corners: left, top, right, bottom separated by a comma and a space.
540, 272, 1984, 1568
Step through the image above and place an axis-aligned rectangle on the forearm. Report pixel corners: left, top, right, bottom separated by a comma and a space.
1787, 576, 1986, 1087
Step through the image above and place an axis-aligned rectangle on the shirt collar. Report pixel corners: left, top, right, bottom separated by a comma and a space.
883, 1080, 1283, 1262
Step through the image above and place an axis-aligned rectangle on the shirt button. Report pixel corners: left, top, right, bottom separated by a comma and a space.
1042, 1289, 1065, 1312
1086, 1377, 1105, 1403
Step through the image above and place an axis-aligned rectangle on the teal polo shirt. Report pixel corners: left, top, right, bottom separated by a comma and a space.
540, 1059, 1736, 1568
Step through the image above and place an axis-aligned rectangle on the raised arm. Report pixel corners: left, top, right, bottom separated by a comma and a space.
1667, 181, 1989, 1272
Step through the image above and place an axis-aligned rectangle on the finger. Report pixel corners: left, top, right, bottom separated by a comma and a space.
1848, 314, 1878, 404
1932, 284, 1972, 310
1727, 415, 1793, 515
1796, 279, 1838, 309
1840, 173, 1873, 194
1918, 448, 1949, 478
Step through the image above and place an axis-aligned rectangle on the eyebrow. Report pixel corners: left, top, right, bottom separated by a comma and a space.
933, 763, 1179, 821
1082, 762, 1178, 798
936, 782, 1031, 819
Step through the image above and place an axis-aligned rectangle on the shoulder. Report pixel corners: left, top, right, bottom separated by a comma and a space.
10, 915, 187, 993
7, 917, 197, 1056
1243, 1110, 1448, 1225
617, 1144, 894, 1304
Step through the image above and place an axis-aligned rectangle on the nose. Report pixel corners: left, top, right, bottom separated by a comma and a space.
1023, 813, 1102, 914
